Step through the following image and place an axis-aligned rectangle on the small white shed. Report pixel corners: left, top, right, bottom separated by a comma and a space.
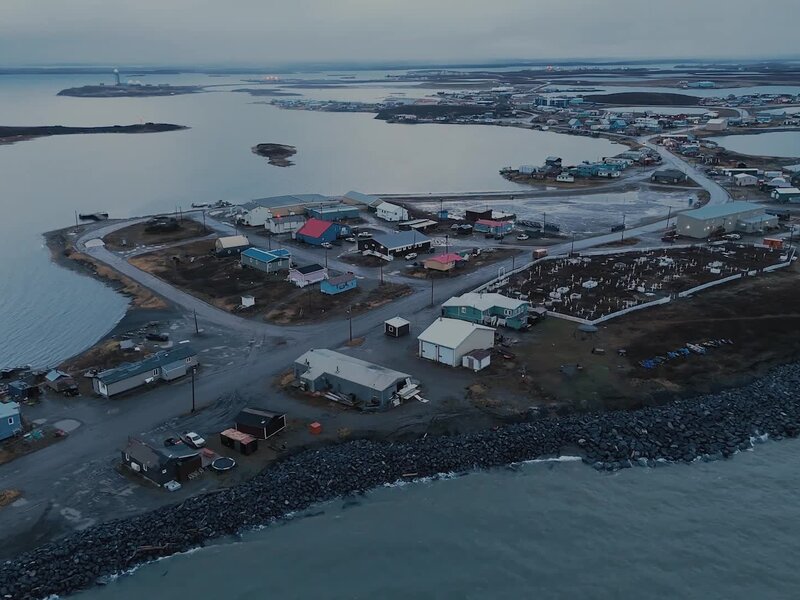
734, 173, 758, 187
462, 349, 492, 372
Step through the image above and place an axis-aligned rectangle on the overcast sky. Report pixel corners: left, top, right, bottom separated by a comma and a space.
1, 0, 797, 67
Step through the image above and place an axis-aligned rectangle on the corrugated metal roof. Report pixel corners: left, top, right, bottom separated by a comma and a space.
344, 190, 382, 207
417, 318, 494, 349
443, 292, 528, 312
297, 218, 334, 239
372, 231, 431, 250
295, 349, 410, 392
244, 194, 331, 209
96, 346, 197, 385
681, 201, 764, 220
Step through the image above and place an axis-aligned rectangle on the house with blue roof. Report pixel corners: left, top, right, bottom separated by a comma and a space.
321, 273, 358, 295
240, 247, 292, 274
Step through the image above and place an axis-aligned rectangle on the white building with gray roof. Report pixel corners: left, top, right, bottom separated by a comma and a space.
293, 349, 413, 410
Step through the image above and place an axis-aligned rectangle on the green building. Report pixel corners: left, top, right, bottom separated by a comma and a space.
442, 292, 530, 330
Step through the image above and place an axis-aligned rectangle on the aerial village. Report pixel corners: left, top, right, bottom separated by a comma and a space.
1, 70, 800, 501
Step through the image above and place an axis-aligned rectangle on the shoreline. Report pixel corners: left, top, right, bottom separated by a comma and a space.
2, 361, 800, 598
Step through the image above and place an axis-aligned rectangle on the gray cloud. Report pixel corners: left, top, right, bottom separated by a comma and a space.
1, 0, 797, 66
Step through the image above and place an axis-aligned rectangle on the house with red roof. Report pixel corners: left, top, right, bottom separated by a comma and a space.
474, 219, 514, 236
423, 252, 465, 272
294, 218, 342, 246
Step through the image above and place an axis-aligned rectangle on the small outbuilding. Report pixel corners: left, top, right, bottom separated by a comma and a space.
215, 235, 251, 257
384, 316, 411, 337
462, 349, 492, 372
234, 407, 286, 440
240, 247, 292, 274
220, 428, 258, 455
320, 272, 357, 295
0, 402, 22, 441
417, 318, 495, 367
423, 253, 464, 272
44, 370, 78, 394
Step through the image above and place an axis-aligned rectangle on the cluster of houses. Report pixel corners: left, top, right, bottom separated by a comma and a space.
287, 290, 536, 412
507, 148, 660, 183
236, 191, 410, 234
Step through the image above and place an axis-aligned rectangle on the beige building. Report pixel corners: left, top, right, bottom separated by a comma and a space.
676, 202, 778, 238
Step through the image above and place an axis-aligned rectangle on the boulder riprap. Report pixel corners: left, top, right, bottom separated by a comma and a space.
3, 363, 800, 598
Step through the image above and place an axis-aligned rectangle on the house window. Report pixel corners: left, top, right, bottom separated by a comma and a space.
152, 369, 159, 376
461, 307, 467, 314
185, 358, 191, 363
7, 417, 14, 425
505, 309, 512, 316
142, 464, 148, 472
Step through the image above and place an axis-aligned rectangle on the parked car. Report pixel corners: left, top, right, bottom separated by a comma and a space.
345, 236, 356, 243
722, 233, 741, 241
163, 437, 180, 447
516, 233, 530, 241
320, 242, 333, 249
181, 431, 206, 448
404, 252, 418, 261
357, 232, 372, 239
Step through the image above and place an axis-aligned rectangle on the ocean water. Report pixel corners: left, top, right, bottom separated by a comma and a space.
79, 440, 800, 600
0, 73, 621, 368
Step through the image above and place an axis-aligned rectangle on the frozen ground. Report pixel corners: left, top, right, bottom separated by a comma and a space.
414, 189, 696, 236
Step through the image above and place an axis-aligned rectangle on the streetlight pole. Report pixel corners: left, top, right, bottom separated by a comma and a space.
191, 367, 196, 413
620, 213, 626, 243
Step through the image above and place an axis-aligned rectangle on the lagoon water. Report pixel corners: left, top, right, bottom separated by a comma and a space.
0, 73, 622, 368
708, 131, 800, 159
79, 440, 800, 600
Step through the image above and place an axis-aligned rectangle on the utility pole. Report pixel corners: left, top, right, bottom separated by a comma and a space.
542, 211, 547, 235
445, 234, 449, 255
324, 247, 328, 269
430, 277, 434, 307
570, 232, 576, 255
379, 260, 383, 285
666, 206, 672, 230
202, 210, 207, 233
268, 232, 272, 250
74, 210, 79, 230
193, 309, 199, 334
620, 213, 626, 243
190, 367, 196, 413
348, 306, 353, 342
512, 254, 516, 271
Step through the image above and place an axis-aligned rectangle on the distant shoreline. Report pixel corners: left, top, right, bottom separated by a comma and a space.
0, 123, 187, 145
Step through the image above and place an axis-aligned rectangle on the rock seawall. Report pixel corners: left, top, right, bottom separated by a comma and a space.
3, 363, 800, 598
